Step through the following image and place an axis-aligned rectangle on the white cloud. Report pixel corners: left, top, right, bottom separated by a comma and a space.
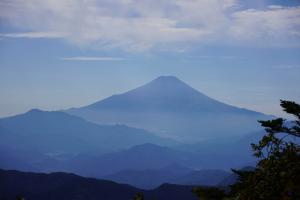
0, 0, 299, 51
228, 6, 300, 46
61, 56, 123, 61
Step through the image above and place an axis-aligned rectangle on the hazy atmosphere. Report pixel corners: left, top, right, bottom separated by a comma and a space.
0, 1, 300, 200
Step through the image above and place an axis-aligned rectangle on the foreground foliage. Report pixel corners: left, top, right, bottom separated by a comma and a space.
193, 100, 300, 200
192, 187, 229, 200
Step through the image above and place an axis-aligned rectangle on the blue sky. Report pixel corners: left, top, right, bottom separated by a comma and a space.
0, 0, 300, 118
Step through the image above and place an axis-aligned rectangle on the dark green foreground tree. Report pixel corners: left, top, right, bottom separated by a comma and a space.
193, 100, 300, 200
231, 100, 300, 200
192, 187, 229, 200
133, 192, 144, 200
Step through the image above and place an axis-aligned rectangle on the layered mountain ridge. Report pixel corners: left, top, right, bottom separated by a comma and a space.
0, 169, 199, 200
0, 109, 177, 173
0, 76, 269, 190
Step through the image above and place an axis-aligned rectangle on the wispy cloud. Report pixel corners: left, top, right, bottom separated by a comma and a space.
273, 65, 300, 70
0, 32, 67, 39
187, 55, 239, 60
0, 0, 299, 51
61, 57, 123, 61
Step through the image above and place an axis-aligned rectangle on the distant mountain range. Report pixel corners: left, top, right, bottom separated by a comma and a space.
0, 76, 270, 192
67, 76, 270, 142
66, 142, 255, 185
0, 108, 258, 179
0, 109, 176, 172
69, 143, 203, 177
104, 165, 231, 189
103, 164, 193, 189
0, 169, 198, 200
0, 109, 175, 154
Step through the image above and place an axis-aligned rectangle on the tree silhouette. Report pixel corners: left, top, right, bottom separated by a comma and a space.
192, 100, 300, 200
133, 192, 144, 200
16, 195, 25, 200
192, 187, 228, 200
231, 100, 300, 199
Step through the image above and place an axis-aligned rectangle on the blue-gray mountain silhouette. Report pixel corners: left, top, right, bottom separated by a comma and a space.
0, 109, 258, 177
68, 142, 255, 179
103, 163, 193, 189
67, 76, 269, 142
104, 166, 230, 189
0, 109, 176, 171
0, 169, 199, 200
0, 76, 271, 189
68, 143, 203, 177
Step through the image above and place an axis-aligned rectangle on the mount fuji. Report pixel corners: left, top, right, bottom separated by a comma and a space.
67, 76, 270, 142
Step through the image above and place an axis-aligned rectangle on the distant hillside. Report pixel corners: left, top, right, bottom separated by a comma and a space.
70, 143, 206, 177
1, 114, 259, 177
0, 109, 176, 153
0, 110, 176, 172
103, 164, 193, 189
0, 169, 198, 200
173, 169, 231, 186
104, 166, 230, 189
67, 76, 270, 142
68, 142, 255, 178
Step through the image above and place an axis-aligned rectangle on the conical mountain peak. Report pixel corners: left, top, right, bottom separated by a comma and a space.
152, 76, 182, 83
146, 76, 192, 88
126, 76, 202, 98
27, 108, 44, 113
84, 76, 230, 113
67, 76, 268, 142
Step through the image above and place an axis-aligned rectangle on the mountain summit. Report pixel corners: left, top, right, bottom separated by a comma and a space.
85, 76, 243, 113
67, 76, 269, 142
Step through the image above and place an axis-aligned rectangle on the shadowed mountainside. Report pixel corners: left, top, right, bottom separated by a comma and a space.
0, 169, 198, 200
0, 110, 177, 172
68, 143, 255, 178
104, 166, 231, 189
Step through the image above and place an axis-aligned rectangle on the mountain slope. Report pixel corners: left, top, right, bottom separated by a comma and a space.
85, 76, 241, 113
68, 142, 254, 178
103, 166, 230, 189
68, 143, 204, 177
0, 109, 175, 153
0, 169, 198, 200
0, 110, 176, 172
67, 76, 269, 142
173, 169, 231, 186
103, 164, 193, 189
